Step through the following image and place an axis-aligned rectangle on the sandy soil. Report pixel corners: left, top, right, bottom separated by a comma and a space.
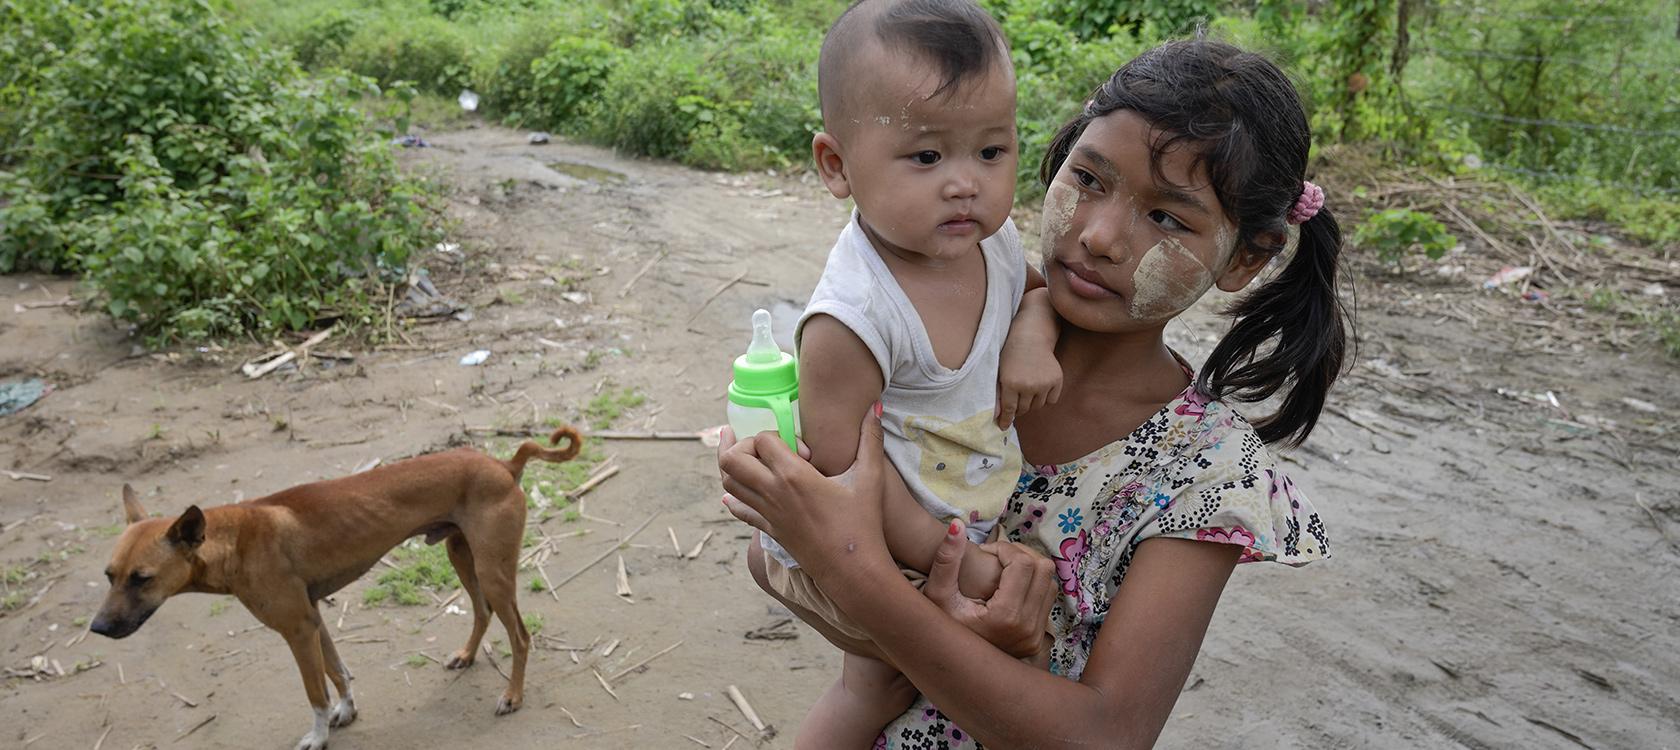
3, 126, 1677, 750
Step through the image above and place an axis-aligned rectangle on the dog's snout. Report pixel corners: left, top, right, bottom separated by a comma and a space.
90, 616, 116, 637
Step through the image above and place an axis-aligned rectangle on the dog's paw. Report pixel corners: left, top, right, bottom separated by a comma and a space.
445, 650, 475, 669
329, 699, 358, 728
495, 694, 522, 716
295, 732, 329, 750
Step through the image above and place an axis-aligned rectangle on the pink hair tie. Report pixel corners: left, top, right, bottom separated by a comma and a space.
1287, 180, 1324, 225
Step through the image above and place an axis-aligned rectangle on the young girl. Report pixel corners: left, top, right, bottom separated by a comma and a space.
720, 37, 1349, 749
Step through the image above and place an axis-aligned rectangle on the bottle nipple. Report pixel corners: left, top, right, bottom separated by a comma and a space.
745, 309, 780, 363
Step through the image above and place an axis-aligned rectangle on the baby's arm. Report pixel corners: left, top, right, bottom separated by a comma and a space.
801, 315, 1004, 599
996, 262, 1063, 429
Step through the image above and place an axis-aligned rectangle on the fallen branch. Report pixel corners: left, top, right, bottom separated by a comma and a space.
619, 250, 668, 298
241, 325, 336, 379
568, 464, 620, 501
610, 640, 684, 681
685, 270, 750, 325
1633, 493, 1679, 552
1, 470, 52, 482
592, 668, 619, 700
684, 531, 714, 560
176, 714, 217, 741
550, 514, 659, 591
727, 684, 765, 731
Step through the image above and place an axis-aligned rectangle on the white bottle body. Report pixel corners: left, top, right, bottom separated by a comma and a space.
727, 399, 801, 444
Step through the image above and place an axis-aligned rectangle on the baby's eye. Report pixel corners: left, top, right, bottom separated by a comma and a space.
980, 146, 1005, 161
912, 150, 941, 165
1149, 209, 1187, 232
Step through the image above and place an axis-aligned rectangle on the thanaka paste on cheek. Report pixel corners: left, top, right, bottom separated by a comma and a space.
1128, 238, 1215, 320
1042, 181, 1078, 242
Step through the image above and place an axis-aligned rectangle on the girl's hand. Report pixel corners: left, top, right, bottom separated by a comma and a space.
923, 521, 1059, 660
717, 407, 891, 566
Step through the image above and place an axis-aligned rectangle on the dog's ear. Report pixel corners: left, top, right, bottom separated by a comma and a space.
121, 484, 147, 524
166, 505, 206, 550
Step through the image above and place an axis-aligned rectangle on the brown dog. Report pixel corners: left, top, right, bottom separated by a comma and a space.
91, 427, 581, 750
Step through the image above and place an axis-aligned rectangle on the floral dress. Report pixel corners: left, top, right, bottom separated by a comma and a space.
877, 380, 1331, 749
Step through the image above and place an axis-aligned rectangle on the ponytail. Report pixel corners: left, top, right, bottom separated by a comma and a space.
1196, 207, 1350, 447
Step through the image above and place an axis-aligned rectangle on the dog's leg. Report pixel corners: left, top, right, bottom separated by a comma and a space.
315, 603, 357, 728
443, 533, 491, 669
471, 508, 530, 715
278, 608, 334, 750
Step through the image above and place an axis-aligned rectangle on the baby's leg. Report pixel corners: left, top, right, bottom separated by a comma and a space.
796, 652, 917, 750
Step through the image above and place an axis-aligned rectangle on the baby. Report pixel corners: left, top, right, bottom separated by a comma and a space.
749, 0, 1059, 746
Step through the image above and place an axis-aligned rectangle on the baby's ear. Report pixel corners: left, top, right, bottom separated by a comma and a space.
1215, 232, 1282, 293
811, 132, 851, 200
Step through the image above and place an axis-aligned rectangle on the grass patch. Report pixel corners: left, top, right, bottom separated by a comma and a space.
363, 540, 459, 607
528, 577, 547, 593
0, 591, 24, 611
522, 612, 543, 637
406, 652, 430, 668
209, 599, 231, 617
585, 387, 645, 430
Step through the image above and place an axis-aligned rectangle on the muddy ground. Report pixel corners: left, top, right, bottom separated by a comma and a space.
3, 126, 1677, 749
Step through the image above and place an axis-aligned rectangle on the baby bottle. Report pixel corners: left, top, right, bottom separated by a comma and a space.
727, 309, 800, 451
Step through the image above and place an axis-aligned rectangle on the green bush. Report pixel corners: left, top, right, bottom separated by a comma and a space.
588, 13, 819, 170
338, 15, 472, 95
1353, 208, 1458, 268
0, 0, 440, 341
529, 34, 621, 129
284, 8, 362, 69
476, 20, 567, 123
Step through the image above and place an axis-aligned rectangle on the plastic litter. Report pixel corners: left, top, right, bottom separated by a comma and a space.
1522, 289, 1550, 303
459, 350, 491, 366
0, 378, 49, 417
528, 132, 551, 145
392, 134, 429, 148
1483, 266, 1533, 288
457, 89, 479, 112
1641, 283, 1666, 297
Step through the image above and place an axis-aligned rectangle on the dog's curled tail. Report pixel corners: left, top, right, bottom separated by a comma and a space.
505, 425, 582, 480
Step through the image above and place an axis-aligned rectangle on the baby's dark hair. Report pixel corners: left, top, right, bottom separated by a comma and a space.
1041, 39, 1351, 447
818, 0, 1008, 129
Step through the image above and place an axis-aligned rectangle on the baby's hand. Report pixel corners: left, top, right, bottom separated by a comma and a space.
996, 332, 1062, 430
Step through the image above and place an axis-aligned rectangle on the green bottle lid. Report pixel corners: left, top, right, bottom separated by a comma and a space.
728, 309, 798, 406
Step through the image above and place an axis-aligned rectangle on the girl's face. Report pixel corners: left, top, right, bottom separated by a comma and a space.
1040, 110, 1266, 334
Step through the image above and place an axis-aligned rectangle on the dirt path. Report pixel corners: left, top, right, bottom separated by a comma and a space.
3, 126, 1676, 749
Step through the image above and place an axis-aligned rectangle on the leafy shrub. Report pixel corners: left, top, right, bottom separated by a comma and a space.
588, 13, 818, 170
609, 0, 724, 46
284, 8, 362, 69
338, 15, 472, 95
476, 20, 566, 123
1054, 0, 1220, 40
528, 35, 621, 129
0, 0, 440, 341
1353, 208, 1458, 268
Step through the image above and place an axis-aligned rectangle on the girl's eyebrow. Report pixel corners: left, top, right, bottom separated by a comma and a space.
1152, 185, 1211, 217
1072, 145, 1120, 180
1074, 145, 1212, 217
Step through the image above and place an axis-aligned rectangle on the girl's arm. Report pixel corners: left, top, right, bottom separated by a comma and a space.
996, 286, 1062, 429
721, 417, 1240, 750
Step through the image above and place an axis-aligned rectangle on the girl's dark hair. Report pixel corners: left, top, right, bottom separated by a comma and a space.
1040, 39, 1351, 447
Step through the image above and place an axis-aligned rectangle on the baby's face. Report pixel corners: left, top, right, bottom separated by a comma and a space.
840, 52, 1017, 265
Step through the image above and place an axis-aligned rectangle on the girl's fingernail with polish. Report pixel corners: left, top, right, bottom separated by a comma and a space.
948, 520, 961, 536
